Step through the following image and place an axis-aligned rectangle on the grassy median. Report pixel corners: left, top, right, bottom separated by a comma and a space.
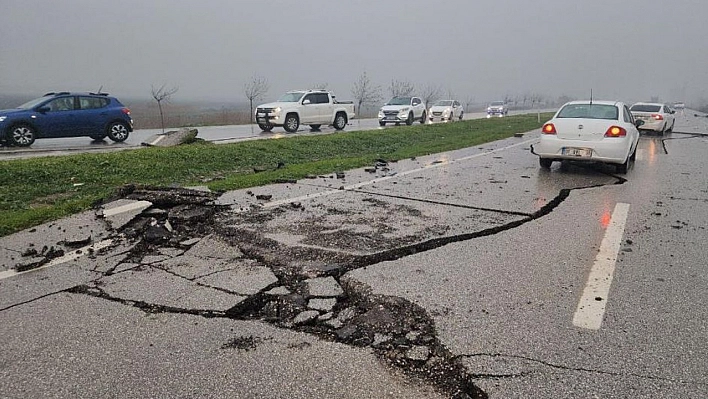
0, 113, 552, 237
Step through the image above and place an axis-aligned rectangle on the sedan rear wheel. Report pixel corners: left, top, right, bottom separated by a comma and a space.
107, 121, 130, 142
615, 157, 629, 174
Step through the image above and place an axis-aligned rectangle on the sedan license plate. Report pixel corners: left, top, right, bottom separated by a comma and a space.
562, 147, 592, 157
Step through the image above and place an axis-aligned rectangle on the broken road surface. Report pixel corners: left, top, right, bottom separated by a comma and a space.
2, 113, 708, 398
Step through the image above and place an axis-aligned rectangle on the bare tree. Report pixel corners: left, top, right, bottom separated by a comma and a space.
151, 84, 179, 133
465, 95, 475, 111
388, 79, 415, 97
311, 82, 329, 90
351, 71, 382, 116
421, 84, 442, 110
244, 75, 269, 123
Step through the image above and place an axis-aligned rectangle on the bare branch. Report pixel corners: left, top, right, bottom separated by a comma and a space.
388, 79, 415, 97
244, 75, 270, 124
151, 84, 179, 133
311, 82, 329, 90
351, 71, 382, 114
420, 84, 442, 109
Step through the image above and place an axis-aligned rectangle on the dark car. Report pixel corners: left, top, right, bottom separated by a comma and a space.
0, 92, 133, 147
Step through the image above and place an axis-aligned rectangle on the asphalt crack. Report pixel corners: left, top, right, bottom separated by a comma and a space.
458, 353, 707, 386
15, 173, 628, 398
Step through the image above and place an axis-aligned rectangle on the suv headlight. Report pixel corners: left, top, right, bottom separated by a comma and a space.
399, 107, 410, 114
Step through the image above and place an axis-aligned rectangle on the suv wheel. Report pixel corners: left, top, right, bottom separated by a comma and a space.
258, 123, 273, 132
284, 114, 299, 133
8, 124, 36, 147
420, 111, 426, 124
405, 112, 413, 126
107, 121, 130, 142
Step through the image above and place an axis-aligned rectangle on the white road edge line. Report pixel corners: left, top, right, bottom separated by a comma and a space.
572, 202, 630, 330
242, 137, 539, 212
0, 239, 114, 281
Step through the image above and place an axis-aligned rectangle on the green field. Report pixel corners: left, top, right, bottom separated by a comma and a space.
0, 114, 551, 237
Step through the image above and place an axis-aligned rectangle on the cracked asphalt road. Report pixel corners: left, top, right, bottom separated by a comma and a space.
1, 112, 707, 398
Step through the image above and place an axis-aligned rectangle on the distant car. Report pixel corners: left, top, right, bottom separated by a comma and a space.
0, 92, 133, 147
428, 100, 464, 122
486, 101, 508, 117
378, 96, 427, 126
673, 102, 685, 110
629, 102, 675, 135
535, 100, 642, 174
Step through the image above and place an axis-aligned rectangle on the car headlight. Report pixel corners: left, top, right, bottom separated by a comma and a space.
399, 108, 409, 114
274, 107, 281, 113
443, 109, 450, 115
0, 116, 6, 122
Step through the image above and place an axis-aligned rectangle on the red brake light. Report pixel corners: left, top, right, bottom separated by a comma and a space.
652, 114, 663, 120
604, 126, 627, 137
542, 123, 556, 134
122, 107, 131, 115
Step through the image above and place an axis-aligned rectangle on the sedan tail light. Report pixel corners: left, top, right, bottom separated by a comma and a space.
542, 123, 556, 134
652, 114, 663, 120
605, 126, 627, 137
121, 107, 131, 115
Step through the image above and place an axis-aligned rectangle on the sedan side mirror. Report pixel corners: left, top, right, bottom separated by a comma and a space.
635, 119, 645, 127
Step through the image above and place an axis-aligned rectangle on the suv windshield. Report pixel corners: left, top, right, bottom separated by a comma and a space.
434, 100, 453, 106
278, 92, 305, 102
557, 104, 618, 120
630, 104, 661, 112
18, 96, 51, 110
387, 97, 411, 106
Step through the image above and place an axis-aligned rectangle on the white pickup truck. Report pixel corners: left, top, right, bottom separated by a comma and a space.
255, 90, 355, 133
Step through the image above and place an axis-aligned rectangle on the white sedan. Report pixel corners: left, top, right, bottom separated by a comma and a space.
534, 100, 642, 174
629, 102, 675, 135
428, 100, 464, 122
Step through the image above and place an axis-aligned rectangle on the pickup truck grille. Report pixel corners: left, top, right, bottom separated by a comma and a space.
257, 108, 275, 113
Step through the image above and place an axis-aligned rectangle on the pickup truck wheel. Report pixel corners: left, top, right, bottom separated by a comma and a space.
333, 113, 347, 130
405, 112, 413, 126
284, 114, 299, 133
258, 123, 273, 132
539, 158, 553, 169
309, 125, 321, 131
420, 111, 426, 124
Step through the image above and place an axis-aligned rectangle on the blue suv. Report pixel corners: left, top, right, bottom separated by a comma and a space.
0, 92, 134, 147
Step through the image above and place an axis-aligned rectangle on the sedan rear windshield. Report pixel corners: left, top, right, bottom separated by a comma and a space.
557, 104, 618, 120
630, 104, 661, 112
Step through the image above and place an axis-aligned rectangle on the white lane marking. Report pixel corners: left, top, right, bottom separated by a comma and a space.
103, 200, 153, 217
573, 203, 630, 330
0, 239, 114, 281
244, 137, 539, 211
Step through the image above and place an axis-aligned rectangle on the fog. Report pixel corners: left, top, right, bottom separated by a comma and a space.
1, 0, 707, 105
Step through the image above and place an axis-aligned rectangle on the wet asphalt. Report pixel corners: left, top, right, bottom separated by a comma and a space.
0, 110, 707, 398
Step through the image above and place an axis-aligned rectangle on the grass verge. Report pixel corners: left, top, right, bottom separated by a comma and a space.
0, 113, 551, 237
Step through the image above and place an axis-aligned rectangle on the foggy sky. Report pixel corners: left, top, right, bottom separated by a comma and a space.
1, 0, 707, 105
